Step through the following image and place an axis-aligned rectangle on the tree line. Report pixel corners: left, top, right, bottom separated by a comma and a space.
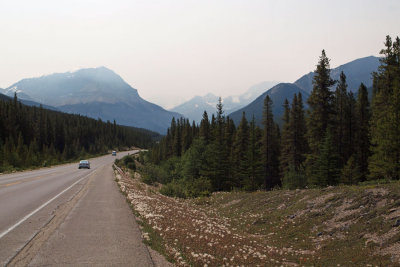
0, 95, 158, 172
142, 35, 400, 197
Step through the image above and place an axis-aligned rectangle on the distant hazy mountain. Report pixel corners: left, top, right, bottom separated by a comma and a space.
3, 67, 182, 133
0, 92, 10, 101
229, 83, 310, 126
0, 91, 58, 110
295, 56, 380, 93
170, 81, 278, 123
170, 93, 219, 123
229, 56, 379, 127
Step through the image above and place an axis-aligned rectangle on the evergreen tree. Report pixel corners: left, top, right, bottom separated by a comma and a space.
224, 116, 236, 188
244, 116, 263, 191
181, 119, 192, 153
333, 71, 351, 168
281, 93, 308, 189
262, 95, 280, 190
354, 83, 370, 181
311, 128, 340, 186
172, 118, 182, 157
232, 112, 249, 187
280, 99, 291, 177
307, 49, 336, 153
282, 164, 306, 190
341, 155, 362, 185
306, 50, 336, 185
290, 93, 308, 170
199, 111, 210, 143
369, 35, 400, 180
205, 98, 229, 191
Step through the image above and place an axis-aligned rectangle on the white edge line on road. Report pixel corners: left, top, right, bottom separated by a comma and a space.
0, 171, 95, 240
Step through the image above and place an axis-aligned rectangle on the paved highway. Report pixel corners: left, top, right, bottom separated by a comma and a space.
0, 151, 154, 266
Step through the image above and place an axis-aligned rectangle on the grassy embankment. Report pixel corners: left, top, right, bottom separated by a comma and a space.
115, 157, 400, 266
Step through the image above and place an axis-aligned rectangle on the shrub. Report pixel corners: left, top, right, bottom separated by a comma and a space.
140, 164, 168, 185
127, 162, 136, 170
282, 164, 306, 190
123, 156, 135, 165
160, 181, 187, 198
186, 177, 213, 198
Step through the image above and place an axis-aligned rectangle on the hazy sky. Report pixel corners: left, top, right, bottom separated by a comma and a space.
0, 0, 399, 108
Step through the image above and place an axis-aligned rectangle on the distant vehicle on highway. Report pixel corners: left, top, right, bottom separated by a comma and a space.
78, 160, 90, 169
112, 151, 117, 156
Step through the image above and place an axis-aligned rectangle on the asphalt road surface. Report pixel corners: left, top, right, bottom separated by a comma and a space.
0, 151, 154, 266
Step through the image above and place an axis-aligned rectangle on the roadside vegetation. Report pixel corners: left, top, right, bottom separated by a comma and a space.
115, 155, 137, 172
144, 35, 400, 197
115, 165, 400, 266
111, 36, 400, 265
0, 98, 158, 173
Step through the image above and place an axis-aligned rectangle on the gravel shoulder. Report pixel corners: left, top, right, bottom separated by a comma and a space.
25, 163, 154, 266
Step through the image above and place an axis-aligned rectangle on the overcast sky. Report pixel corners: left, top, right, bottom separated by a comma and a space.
0, 0, 399, 108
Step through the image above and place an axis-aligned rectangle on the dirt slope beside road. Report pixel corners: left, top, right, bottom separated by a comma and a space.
116, 167, 400, 266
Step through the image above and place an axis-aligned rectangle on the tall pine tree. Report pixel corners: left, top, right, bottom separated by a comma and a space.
232, 112, 249, 187
333, 71, 351, 168
280, 99, 291, 177
244, 116, 263, 191
306, 50, 336, 186
354, 83, 371, 181
369, 35, 400, 180
262, 95, 280, 190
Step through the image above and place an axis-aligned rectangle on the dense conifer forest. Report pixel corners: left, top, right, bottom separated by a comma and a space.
142, 35, 400, 198
0, 95, 158, 172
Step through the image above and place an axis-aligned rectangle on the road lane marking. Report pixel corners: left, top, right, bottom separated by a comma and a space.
0, 171, 95, 240
0, 181, 22, 188
0, 173, 61, 188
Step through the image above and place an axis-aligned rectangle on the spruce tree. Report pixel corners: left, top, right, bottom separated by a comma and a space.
311, 128, 340, 186
281, 93, 308, 189
224, 116, 236, 188
307, 50, 336, 153
172, 118, 182, 157
232, 112, 249, 187
199, 111, 210, 143
206, 97, 229, 191
306, 50, 336, 185
354, 83, 371, 181
280, 99, 291, 177
291, 93, 308, 170
244, 116, 263, 191
333, 71, 351, 168
262, 95, 280, 189
369, 35, 400, 180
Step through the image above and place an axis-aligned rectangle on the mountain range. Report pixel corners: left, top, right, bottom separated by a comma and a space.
228, 56, 380, 126
1, 67, 182, 134
1, 55, 380, 134
294, 56, 380, 94
170, 81, 279, 123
